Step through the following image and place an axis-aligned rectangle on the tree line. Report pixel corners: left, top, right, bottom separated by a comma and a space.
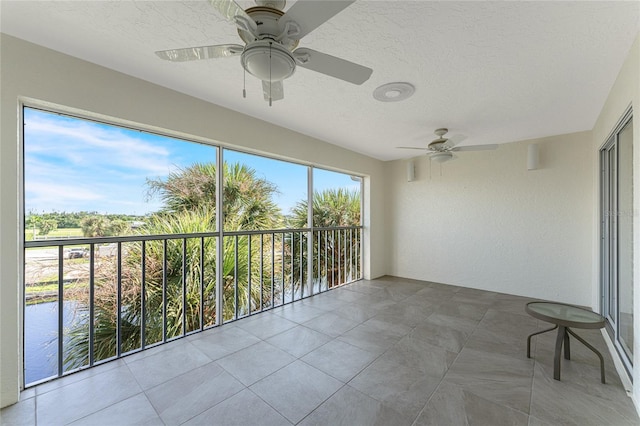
26, 211, 146, 237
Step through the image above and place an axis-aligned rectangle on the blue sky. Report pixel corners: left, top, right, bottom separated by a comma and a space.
24, 108, 360, 217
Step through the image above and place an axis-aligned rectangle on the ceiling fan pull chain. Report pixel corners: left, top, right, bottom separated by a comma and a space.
269, 42, 273, 107
243, 67, 247, 98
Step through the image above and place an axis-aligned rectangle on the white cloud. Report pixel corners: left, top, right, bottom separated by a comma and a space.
27, 181, 103, 202
25, 112, 175, 175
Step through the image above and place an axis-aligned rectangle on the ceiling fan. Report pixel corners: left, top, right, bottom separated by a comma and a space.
398, 128, 498, 163
155, 0, 373, 105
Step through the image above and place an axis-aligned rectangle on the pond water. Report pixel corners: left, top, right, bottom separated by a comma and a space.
24, 301, 79, 385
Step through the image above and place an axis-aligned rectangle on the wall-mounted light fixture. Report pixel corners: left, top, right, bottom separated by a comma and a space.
527, 143, 539, 170
407, 160, 415, 182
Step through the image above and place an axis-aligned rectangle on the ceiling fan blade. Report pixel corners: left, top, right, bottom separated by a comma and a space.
445, 134, 467, 147
208, 0, 258, 34
397, 146, 430, 150
279, 0, 355, 39
293, 48, 372, 85
155, 44, 243, 62
262, 80, 284, 103
451, 144, 499, 152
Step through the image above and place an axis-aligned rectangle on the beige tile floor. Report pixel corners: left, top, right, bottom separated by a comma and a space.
2, 277, 638, 425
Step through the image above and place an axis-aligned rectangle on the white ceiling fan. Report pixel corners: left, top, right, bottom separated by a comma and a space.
398, 128, 498, 163
155, 0, 373, 105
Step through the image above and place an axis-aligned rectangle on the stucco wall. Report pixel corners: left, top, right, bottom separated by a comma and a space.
387, 131, 594, 304
0, 34, 388, 407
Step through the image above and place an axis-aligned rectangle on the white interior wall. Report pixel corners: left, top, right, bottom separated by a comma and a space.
591, 34, 639, 411
0, 34, 388, 407
387, 131, 594, 305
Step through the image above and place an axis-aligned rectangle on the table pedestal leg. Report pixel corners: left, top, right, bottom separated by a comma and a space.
566, 328, 606, 384
564, 329, 571, 360
554, 326, 567, 381
526, 325, 558, 358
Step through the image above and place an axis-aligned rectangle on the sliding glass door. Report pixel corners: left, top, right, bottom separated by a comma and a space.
600, 110, 633, 375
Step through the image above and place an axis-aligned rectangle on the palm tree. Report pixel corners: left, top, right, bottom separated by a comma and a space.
146, 162, 282, 230
64, 162, 283, 368
289, 188, 361, 289
80, 216, 110, 237
108, 219, 130, 236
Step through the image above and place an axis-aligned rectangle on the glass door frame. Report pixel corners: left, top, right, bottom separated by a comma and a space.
600, 107, 634, 377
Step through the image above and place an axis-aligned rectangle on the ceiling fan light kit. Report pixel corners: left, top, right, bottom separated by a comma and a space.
430, 152, 453, 163
155, 0, 373, 104
241, 41, 295, 81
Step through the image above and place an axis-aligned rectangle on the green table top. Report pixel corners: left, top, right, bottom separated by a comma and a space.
526, 302, 605, 329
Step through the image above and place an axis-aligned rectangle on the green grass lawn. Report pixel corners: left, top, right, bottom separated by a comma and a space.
26, 281, 86, 293
25, 227, 83, 241
49, 228, 83, 237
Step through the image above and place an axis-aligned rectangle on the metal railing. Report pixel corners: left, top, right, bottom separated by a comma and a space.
23, 226, 362, 386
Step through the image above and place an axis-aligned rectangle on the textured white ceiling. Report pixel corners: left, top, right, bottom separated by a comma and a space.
1, 1, 639, 160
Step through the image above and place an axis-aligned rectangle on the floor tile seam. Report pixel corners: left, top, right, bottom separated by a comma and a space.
434, 334, 465, 390
298, 338, 383, 383
489, 306, 535, 319
446, 379, 534, 418
136, 358, 222, 392
345, 347, 445, 403
118, 360, 154, 399
341, 287, 384, 297
405, 330, 464, 354
334, 330, 403, 354
472, 305, 491, 330
240, 387, 295, 426
404, 363, 451, 426
271, 311, 324, 325
237, 322, 298, 341
528, 340, 621, 418
32, 359, 126, 398
297, 356, 348, 383
335, 334, 386, 358
294, 322, 341, 341
64, 390, 155, 426
34, 360, 142, 415
532, 363, 630, 406
249, 371, 345, 425
124, 338, 215, 370
231, 352, 300, 387
192, 330, 262, 352
309, 313, 365, 336
0, 399, 31, 424
53, 390, 145, 425
198, 340, 258, 361
171, 385, 247, 426
242, 307, 316, 328
34, 392, 39, 426
458, 340, 537, 373
291, 383, 350, 425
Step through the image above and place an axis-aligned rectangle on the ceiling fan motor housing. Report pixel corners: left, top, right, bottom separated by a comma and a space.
238, 6, 298, 50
